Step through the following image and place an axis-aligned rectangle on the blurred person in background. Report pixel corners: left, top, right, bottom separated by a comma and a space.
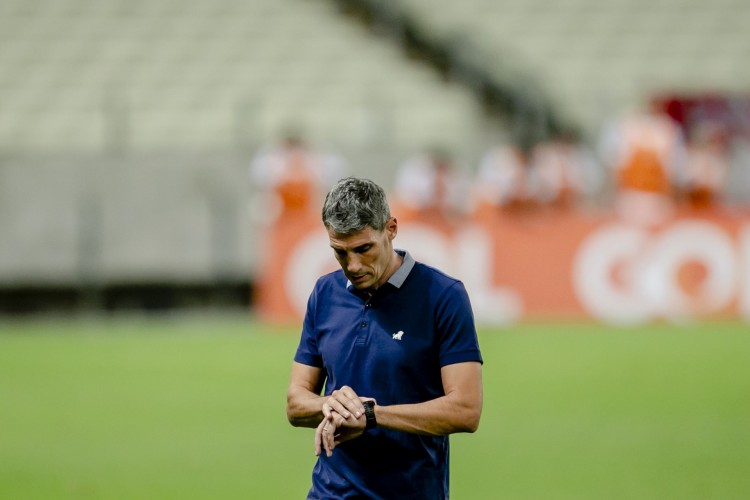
249, 129, 347, 319
286, 177, 483, 499
599, 108, 686, 225
393, 148, 472, 225
474, 140, 538, 212
530, 128, 604, 210
249, 128, 347, 224
677, 121, 730, 210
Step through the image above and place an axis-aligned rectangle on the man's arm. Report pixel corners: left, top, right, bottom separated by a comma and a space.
286, 362, 327, 428
318, 361, 482, 456
374, 361, 483, 435
286, 362, 365, 428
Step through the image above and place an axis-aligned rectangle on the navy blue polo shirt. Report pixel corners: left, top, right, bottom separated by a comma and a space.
294, 250, 483, 499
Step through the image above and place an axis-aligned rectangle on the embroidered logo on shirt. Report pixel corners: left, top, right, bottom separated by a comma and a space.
392, 331, 404, 340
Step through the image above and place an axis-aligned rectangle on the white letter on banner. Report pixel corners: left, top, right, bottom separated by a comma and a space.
286, 230, 337, 317
573, 223, 653, 325
456, 226, 522, 326
644, 220, 737, 321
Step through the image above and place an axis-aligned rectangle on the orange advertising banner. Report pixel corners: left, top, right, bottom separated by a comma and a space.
254, 205, 750, 325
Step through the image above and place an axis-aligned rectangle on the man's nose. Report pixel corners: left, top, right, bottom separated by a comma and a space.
346, 255, 362, 274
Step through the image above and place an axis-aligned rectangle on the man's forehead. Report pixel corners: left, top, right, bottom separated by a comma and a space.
327, 226, 381, 248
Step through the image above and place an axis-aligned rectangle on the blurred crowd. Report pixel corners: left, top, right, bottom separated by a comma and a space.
249, 110, 750, 227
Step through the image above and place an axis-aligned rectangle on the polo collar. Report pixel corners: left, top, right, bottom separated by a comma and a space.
346, 249, 415, 291
388, 249, 415, 288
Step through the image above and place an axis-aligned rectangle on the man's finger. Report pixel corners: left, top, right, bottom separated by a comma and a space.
337, 387, 366, 418
329, 414, 345, 452
330, 395, 364, 420
327, 425, 334, 457
316, 415, 334, 456
324, 421, 335, 457
314, 421, 323, 456
327, 396, 353, 420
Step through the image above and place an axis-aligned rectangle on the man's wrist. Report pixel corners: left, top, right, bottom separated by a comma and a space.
363, 400, 377, 430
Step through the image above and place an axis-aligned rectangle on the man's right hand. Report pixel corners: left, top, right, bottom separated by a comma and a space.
321, 385, 366, 421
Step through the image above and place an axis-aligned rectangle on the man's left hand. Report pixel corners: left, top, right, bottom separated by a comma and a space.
315, 397, 376, 457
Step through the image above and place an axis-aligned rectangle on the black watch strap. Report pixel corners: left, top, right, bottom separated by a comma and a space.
362, 400, 377, 430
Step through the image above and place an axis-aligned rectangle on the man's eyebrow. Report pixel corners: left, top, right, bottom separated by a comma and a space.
328, 243, 371, 252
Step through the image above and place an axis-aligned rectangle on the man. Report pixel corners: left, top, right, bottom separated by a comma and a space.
286, 177, 483, 499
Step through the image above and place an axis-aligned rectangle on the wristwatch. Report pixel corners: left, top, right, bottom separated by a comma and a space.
362, 400, 377, 430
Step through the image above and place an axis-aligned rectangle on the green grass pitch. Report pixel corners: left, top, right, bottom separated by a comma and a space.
1, 316, 748, 499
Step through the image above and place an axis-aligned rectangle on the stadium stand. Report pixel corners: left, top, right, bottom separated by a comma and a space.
0, 0, 491, 311
1, 0, 748, 312
0, 0, 486, 154
394, 0, 750, 131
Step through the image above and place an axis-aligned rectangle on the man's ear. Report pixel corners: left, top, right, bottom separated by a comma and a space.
386, 217, 398, 241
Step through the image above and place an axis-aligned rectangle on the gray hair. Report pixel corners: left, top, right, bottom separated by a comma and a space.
322, 177, 391, 234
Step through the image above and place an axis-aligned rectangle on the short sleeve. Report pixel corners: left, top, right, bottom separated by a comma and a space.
293, 284, 324, 368
435, 281, 483, 367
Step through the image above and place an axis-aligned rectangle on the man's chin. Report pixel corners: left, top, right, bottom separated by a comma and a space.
349, 277, 372, 290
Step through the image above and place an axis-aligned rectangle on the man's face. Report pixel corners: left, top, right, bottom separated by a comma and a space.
327, 219, 397, 292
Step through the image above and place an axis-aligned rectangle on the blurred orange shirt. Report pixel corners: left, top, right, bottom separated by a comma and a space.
603, 113, 684, 195
274, 150, 318, 215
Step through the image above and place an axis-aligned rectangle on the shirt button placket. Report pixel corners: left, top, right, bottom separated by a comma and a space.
362, 300, 372, 327
355, 302, 370, 346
